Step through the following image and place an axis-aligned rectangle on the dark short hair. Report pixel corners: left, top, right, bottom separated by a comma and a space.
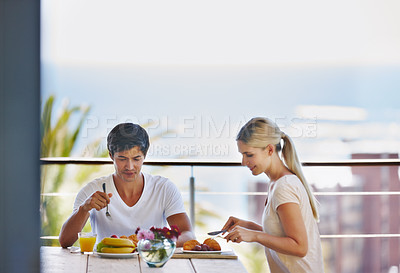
107, 123, 150, 157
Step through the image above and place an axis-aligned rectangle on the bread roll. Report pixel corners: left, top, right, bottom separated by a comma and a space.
203, 238, 221, 251
128, 234, 139, 247
183, 239, 201, 250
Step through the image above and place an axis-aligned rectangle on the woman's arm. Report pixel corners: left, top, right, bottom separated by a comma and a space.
225, 203, 308, 257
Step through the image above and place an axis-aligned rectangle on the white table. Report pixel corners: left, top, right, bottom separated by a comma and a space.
40, 247, 248, 273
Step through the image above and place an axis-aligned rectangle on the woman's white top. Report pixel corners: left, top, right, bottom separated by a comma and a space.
262, 175, 324, 273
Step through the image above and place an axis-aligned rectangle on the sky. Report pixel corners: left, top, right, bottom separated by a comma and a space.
40, 0, 400, 163
41, 0, 400, 66
39, 0, 400, 240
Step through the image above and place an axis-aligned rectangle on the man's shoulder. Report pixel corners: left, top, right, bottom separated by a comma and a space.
79, 174, 112, 192
144, 172, 169, 184
143, 173, 176, 190
91, 174, 113, 183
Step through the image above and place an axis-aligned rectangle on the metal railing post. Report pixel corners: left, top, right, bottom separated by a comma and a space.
189, 165, 195, 230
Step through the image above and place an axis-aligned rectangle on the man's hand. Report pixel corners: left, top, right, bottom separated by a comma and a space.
82, 191, 113, 212
59, 191, 112, 248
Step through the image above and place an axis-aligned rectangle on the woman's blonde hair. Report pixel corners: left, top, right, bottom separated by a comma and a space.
237, 117, 319, 221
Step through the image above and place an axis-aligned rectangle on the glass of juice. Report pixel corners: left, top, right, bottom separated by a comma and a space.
78, 232, 97, 254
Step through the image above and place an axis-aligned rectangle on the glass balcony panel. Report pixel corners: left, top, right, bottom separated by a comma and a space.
40, 162, 400, 273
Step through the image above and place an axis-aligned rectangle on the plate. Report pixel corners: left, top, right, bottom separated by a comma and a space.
95, 251, 137, 258
182, 249, 222, 254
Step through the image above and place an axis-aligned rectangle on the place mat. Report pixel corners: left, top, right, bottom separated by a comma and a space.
172, 248, 237, 259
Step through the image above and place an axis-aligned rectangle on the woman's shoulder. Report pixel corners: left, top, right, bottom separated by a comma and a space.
274, 175, 303, 191
277, 174, 301, 184
270, 175, 304, 208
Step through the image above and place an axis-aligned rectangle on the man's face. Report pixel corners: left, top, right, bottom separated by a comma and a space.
110, 146, 145, 183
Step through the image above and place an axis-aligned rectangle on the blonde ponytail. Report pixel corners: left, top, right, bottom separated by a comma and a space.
237, 117, 320, 221
281, 134, 319, 221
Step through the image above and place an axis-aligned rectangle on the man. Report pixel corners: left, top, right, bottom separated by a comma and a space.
59, 123, 195, 247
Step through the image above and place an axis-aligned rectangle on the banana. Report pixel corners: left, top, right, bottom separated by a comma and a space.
101, 237, 134, 247
100, 247, 134, 254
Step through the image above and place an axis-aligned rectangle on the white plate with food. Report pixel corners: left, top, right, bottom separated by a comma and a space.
94, 251, 137, 258
182, 249, 222, 254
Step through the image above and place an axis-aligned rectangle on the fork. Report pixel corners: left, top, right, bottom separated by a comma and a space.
211, 234, 224, 240
102, 183, 111, 218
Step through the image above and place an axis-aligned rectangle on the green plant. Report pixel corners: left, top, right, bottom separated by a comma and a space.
40, 95, 92, 244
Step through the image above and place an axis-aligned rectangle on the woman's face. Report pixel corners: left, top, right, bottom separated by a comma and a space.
237, 140, 270, 176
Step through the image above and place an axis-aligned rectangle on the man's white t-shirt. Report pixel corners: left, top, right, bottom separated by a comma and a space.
262, 175, 324, 273
73, 173, 186, 241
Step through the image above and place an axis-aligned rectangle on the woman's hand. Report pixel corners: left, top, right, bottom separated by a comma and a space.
224, 226, 257, 243
82, 191, 112, 212
221, 216, 263, 236
221, 216, 245, 233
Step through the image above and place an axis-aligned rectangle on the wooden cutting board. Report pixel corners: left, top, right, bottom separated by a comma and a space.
172, 248, 238, 259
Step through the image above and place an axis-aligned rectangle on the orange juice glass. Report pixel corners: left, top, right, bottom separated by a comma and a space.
78, 232, 97, 253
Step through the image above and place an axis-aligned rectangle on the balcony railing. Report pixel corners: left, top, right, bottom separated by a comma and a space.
40, 157, 400, 166
41, 157, 400, 273
40, 157, 400, 238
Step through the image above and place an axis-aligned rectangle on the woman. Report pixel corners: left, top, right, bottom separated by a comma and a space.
222, 117, 324, 273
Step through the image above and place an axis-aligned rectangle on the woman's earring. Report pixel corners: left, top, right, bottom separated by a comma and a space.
267, 144, 274, 156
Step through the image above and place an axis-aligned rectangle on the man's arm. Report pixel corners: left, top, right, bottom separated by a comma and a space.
58, 206, 90, 248
167, 213, 196, 247
59, 191, 112, 248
